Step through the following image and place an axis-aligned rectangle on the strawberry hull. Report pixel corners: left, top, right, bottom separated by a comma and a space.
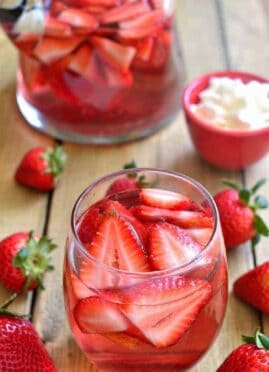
2, 0, 183, 143
63, 174, 228, 371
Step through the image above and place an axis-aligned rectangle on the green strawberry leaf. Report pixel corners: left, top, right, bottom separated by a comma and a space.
43, 145, 67, 180
222, 179, 241, 190
124, 161, 138, 179
254, 215, 269, 237
239, 189, 251, 205
258, 333, 269, 349
124, 161, 137, 170
251, 178, 267, 194
242, 330, 269, 350
253, 195, 269, 210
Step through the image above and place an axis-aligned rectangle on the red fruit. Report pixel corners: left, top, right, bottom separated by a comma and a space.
233, 262, 269, 314
103, 276, 212, 348
102, 200, 148, 245
214, 189, 255, 248
57, 8, 99, 32
74, 296, 129, 333
131, 205, 214, 228
106, 178, 139, 196
99, 2, 150, 24
185, 228, 213, 247
77, 205, 103, 244
148, 223, 201, 270
91, 36, 136, 72
0, 315, 56, 371
44, 16, 72, 38
120, 9, 164, 29
15, 145, 66, 191
68, 44, 93, 76
140, 188, 192, 210
33, 37, 83, 64
87, 215, 150, 272
0, 232, 56, 293
217, 331, 269, 372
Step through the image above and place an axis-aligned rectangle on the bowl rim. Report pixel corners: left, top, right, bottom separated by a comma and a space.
182, 70, 269, 138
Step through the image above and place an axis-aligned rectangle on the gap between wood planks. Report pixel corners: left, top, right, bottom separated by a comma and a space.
29, 139, 62, 320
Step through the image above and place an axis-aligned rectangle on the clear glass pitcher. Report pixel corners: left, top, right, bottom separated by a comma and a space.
0, 0, 184, 144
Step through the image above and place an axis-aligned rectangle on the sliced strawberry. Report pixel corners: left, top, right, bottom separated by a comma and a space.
77, 206, 103, 244
68, 44, 93, 76
44, 16, 72, 38
103, 64, 133, 88
68, 0, 118, 6
120, 9, 165, 30
74, 296, 129, 333
58, 8, 99, 32
140, 188, 192, 211
103, 200, 148, 246
91, 36, 136, 72
99, 2, 150, 24
135, 37, 154, 61
103, 276, 212, 348
131, 205, 214, 228
184, 228, 213, 247
70, 268, 93, 299
84, 5, 107, 15
87, 214, 150, 272
33, 37, 83, 64
119, 23, 163, 40
148, 223, 202, 270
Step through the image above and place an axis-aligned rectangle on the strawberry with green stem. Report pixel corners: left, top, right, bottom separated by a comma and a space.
15, 145, 67, 191
106, 160, 148, 196
0, 231, 57, 293
217, 330, 269, 371
214, 178, 269, 249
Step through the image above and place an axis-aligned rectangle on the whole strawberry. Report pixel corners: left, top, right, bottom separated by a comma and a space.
217, 330, 269, 371
234, 261, 269, 314
106, 161, 147, 196
0, 231, 56, 293
0, 298, 56, 371
15, 145, 66, 191
214, 179, 269, 248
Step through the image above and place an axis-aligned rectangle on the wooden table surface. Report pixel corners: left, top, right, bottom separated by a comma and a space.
0, 1, 268, 371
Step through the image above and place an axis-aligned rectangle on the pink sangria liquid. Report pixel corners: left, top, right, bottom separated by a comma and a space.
64, 170, 228, 371
1, 0, 183, 143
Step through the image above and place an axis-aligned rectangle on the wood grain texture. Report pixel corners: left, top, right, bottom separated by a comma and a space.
0, 0, 268, 371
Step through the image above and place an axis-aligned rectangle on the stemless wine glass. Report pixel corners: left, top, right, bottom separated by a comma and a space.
0, 1, 184, 144
63, 169, 228, 371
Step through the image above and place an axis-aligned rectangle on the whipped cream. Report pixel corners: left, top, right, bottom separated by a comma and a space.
191, 77, 269, 130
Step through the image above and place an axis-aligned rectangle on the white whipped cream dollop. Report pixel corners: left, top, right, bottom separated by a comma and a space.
191, 77, 269, 130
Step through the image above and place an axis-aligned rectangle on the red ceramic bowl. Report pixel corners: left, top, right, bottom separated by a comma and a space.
182, 71, 269, 170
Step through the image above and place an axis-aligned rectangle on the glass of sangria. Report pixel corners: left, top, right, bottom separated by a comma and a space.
0, 1, 184, 144
63, 168, 228, 371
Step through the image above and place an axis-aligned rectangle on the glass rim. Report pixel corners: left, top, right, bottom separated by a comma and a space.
70, 168, 219, 278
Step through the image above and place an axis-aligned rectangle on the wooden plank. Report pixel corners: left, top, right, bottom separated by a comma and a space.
0, 32, 52, 313
222, 0, 269, 338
